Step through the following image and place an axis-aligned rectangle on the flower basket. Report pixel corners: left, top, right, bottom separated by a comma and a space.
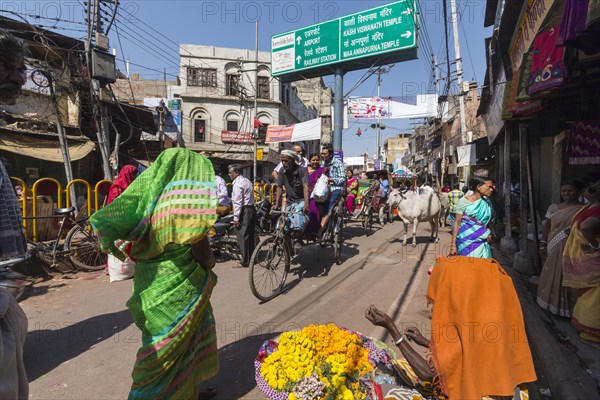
254, 324, 399, 400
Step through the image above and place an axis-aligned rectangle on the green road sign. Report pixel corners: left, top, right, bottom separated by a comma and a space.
271, 0, 417, 79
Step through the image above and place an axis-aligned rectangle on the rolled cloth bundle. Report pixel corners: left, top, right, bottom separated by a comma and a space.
281, 149, 300, 161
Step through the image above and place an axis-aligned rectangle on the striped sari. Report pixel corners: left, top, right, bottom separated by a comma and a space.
563, 204, 600, 342
89, 148, 219, 399
456, 198, 492, 258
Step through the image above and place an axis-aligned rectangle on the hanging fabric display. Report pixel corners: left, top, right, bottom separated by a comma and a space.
567, 120, 600, 165
528, 26, 565, 96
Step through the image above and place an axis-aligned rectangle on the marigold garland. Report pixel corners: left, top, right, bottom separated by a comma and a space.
257, 324, 389, 400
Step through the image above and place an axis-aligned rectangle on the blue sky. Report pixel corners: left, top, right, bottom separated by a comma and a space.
8, 0, 492, 157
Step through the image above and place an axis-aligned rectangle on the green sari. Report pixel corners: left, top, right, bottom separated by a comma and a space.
89, 148, 219, 399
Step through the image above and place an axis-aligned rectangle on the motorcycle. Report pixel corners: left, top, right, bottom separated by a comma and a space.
255, 199, 275, 235
209, 214, 241, 261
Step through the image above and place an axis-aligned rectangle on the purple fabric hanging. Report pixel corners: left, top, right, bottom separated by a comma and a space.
557, 0, 600, 55
567, 120, 600, 165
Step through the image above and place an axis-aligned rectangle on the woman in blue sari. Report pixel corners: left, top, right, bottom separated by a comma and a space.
450, 177, 495, 258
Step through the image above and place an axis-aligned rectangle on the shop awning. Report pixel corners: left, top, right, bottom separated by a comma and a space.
0, 131, 95, 162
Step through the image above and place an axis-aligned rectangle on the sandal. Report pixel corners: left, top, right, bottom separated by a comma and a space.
232, 262, 248, 269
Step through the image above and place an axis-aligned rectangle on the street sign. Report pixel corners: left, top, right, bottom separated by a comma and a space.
271, 1, 417, 81
256, 148, 264, 161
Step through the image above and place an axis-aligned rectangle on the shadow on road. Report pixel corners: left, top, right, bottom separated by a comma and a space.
202, 331, 282, 398
24, 309, 133, 381
280, 238, 360, 297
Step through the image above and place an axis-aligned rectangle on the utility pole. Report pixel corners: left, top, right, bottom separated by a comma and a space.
449, 0, 468, 183
333, 66, 344, 157
253, 21, 259, 181
157, 100, 167, 152
86, 0, 112, 179
369, 65, 393, 168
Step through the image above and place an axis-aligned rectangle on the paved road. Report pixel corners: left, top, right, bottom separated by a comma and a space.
20, 219, 448, 399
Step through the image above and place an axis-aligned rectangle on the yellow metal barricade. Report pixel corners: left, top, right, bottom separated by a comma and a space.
31, 178, 63, 242
12, 177, 114, 241
10, 177, 27, 231
65, 179, 92, 215
94, 180, 113, 212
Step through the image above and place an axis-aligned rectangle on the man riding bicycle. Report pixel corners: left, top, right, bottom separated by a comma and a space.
274, 150, 310, 251
318, 144, 345, 238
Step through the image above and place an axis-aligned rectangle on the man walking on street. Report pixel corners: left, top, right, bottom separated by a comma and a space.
319, 144, 345, 238
228, 164, 255, 268
447, 183, 464, 229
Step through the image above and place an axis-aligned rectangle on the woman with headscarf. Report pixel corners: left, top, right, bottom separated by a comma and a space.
105, 165, 139, 281
345, 169, 359, 214
563, 174, 600, 344
89, 148, 220, 399
106, 165, 138, 205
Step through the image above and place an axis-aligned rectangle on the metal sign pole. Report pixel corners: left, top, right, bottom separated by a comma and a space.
253, 21, 259, 181
333, 66, 344, 154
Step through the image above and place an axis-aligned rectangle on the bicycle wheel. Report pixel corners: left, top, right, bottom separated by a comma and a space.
248, 236, 290, 301
38, 248, 74, 273
363, 205, 373, 235
333, 216, 343, 264
65, 221, 107, 271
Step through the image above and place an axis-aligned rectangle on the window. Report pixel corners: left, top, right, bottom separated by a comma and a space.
258, 123, 269, 143
187, 67, 217, 87
258, 76, 270, 99
226, 74, 240, 96
194, 119, 206, 142
226, 120, 238, 132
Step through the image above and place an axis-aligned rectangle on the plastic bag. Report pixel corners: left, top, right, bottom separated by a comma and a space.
107, 254, 135, 282
312, 174, 329, 202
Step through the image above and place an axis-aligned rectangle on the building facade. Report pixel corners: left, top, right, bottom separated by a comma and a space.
178, 44, 330, 178
384, 133, 410, 170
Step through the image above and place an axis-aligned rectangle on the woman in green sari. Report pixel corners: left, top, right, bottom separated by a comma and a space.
89, 148, 219, 399
450, 177, 495, 258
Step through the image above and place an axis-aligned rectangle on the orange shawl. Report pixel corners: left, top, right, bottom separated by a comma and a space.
427, 256, 537, 399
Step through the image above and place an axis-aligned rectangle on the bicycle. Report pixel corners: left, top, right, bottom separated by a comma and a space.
355, 182, 378, 235
27, 207, 107, 273
318, 190, 345, 264
248, 196, 345, 301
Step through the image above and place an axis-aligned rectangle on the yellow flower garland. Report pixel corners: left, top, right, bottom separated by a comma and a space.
260, 324, 374, 399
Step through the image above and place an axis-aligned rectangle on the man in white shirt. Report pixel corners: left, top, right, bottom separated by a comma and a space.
228, 164, 256, 268
271, 144, 309, 181
214, 174, 231, 216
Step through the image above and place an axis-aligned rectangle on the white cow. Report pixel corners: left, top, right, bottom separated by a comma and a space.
419, 186, 449, 227
387, 189, 442, 246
